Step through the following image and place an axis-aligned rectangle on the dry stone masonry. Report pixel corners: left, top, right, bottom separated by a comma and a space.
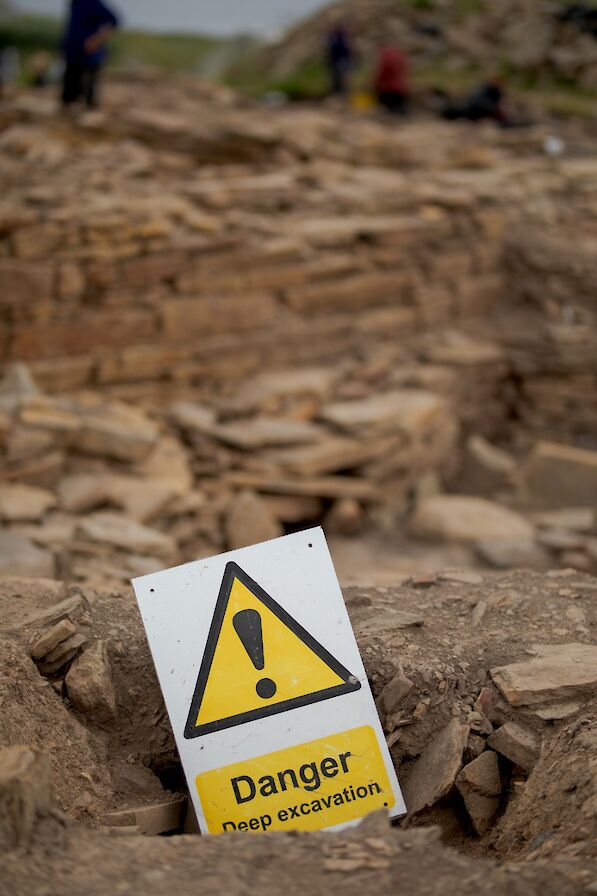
0, 75, 596, 582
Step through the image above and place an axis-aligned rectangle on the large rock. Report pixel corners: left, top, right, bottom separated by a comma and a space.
459, 434, 516, 495
411, 496, 535, 543
402, 720, 469, 815
475, 538, 550, 570
491, 643, 597, 707
0, 363, 39, 412
487, 722, 540, 773
135, 436, 194, 496
0, 533, 55, 578
56, 474, 113, 514
100, 796, 187, 836
78, 512, 176, 560
76, 400, 159, 463
65, 640, 117, 725
531, 507, 595, 533
29, 619, 76, 661
522, 441, 597, 507
378, 669, 414, 717
225, 490, 283, 551
456, 751, 501, 835
214, 418, 323, 451
170, 402, 216, 436
272, 437, 388, 477
0, 746, 51, 850
321, 389, 445, 436
58, 473, 175, 523
231, 368, 336, 411
0, 484, 55, 522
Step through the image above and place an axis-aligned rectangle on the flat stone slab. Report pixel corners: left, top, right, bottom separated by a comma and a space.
0, 484, 55, 522
487, 722, 540, 773
411, 495, 535, 543
491, 643, 597, 707
213, 418, 323, 451
402, 719, 469, 815
522, 441, 597, 508
78, 513, 176, 560
321, 389, 445, 436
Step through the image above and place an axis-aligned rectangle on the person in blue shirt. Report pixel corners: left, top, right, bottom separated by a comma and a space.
61, 0, 120, 109
326, 26, 353, 97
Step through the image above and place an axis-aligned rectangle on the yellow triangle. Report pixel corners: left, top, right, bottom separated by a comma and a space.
184, 563, 360, 738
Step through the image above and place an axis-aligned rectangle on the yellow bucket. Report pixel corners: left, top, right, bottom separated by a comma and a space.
351, 90, 376, 112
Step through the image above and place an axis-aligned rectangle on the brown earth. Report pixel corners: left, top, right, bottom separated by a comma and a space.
0, 570, 596, 892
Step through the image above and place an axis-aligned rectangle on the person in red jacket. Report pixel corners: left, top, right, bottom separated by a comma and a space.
374, 44, 409, 115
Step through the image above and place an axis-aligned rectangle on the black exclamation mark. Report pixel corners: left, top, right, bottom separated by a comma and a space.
233, 609, 277, 700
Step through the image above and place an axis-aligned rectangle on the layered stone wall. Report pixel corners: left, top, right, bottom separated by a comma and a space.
0, 183, 503, 399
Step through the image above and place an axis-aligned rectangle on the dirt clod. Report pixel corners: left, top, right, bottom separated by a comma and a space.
65, 641, 118, 726
0, 745, 51, 850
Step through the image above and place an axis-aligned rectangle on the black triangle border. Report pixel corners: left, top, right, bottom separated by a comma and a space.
184, 561, 361, 739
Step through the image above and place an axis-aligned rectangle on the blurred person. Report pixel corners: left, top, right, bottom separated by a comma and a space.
441, 77, 510, 125
61, 0, 120, 109
326, 25, 353, 97
374, 43, 409, 115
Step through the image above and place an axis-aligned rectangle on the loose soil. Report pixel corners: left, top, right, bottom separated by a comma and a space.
0, 570, 596, 893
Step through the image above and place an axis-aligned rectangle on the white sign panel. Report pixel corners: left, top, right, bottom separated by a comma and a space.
133, 527, 406, 834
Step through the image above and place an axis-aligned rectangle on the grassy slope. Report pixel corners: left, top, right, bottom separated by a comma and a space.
226, 0, 597, 117
0, 13, 231, 75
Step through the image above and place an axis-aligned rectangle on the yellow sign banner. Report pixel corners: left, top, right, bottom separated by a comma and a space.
196, 725, 394, 834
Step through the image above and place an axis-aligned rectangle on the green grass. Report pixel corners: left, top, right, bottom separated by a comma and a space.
413, 63, 484, 94
0, 13, 240, 77
401, 0, 484, 16
227, 55, 330, 100
111, 30, 225, 74
0, 12, 60, 53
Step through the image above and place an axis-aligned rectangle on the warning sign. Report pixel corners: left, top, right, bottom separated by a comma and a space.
185, 563, 361, 738
197, 726, 394, 834
133, 528, 405, 834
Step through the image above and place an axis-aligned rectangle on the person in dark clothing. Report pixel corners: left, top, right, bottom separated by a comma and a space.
326, 26, 353, 96
61, 0, 119, 109
441, 78, 508, 125
374, 45, 409, 115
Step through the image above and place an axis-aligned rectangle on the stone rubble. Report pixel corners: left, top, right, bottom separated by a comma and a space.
487, 722, 541, 774
490, 643, 597, 708
0, 77, 596, 581
456, 751, 502, 835
402, 720, 469, 816
411, 495, 535, 544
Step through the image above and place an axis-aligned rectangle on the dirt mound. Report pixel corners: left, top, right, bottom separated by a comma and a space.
0, 815, 589, 896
